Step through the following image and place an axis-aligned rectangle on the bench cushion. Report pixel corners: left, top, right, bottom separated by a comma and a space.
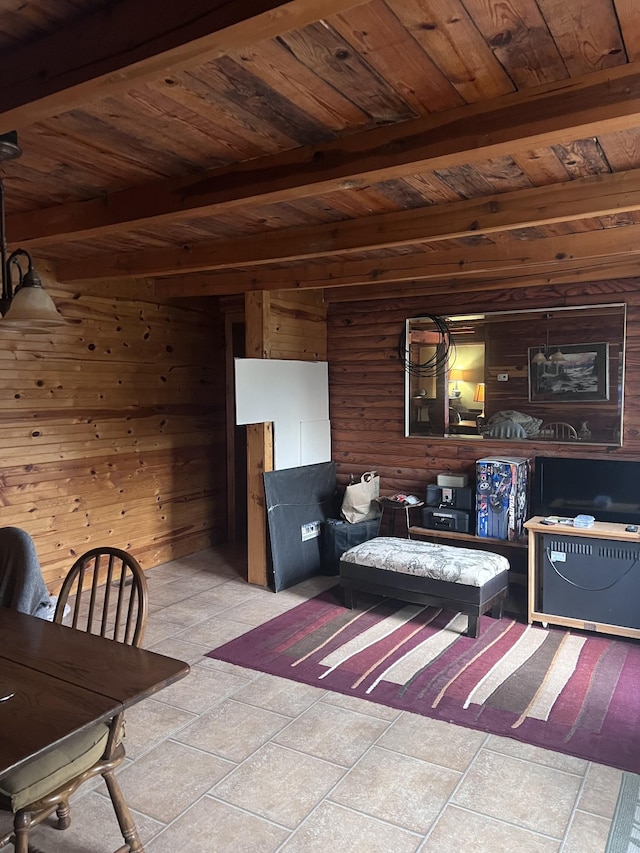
340, 536, 510, 587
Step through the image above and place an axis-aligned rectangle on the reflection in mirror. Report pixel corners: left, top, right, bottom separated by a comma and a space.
404, 304, 626, 446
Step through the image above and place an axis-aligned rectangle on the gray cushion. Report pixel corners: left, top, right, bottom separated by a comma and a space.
483, 410, 542, 437
485, 419, 527, 439
0, 723, 109, 811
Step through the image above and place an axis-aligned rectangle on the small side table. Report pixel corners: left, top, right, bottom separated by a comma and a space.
377, 499, 424, 538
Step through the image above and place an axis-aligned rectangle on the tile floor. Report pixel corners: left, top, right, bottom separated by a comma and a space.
3, 544, 624, 852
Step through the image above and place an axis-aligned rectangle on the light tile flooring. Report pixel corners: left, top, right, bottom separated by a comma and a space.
4, 544, 624, 852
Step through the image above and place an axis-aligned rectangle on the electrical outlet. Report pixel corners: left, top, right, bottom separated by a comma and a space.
497, 373, 508, 381
301, 521, 321, 542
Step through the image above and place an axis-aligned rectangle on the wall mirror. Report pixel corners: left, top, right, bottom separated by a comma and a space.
404, 303, 626, 446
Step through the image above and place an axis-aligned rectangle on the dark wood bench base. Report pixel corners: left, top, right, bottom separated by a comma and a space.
339, 561, 509, 639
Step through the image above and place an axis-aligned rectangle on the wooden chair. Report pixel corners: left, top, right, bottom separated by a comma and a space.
55, 546, 149, 645
539, 421, 578, 440
0, 548, 148, 853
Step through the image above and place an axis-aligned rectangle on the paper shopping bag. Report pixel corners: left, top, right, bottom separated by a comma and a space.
340, 471, 381, 523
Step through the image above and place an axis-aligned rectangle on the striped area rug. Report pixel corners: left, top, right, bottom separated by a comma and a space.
208, 587, 640, 772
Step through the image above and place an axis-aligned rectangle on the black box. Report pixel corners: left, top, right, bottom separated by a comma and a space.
421, 507, 473, 533
322, 517, 380, 574
425, 484, 473, 510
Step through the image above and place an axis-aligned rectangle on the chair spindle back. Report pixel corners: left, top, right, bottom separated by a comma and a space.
54, 547, 148, 647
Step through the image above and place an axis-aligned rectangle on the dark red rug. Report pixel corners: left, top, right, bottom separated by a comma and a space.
208, 587, 640, 773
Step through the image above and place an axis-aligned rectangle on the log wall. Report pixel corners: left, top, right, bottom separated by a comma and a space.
0, 273, 227, 592
328, 279, 640, 498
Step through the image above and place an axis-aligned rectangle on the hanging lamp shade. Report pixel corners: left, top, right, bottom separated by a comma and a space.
0, 132, 21, 161
1, 256, 67, 328
531, 347, 547, 364
2, 281, 66, 325
548, 348, 566, 363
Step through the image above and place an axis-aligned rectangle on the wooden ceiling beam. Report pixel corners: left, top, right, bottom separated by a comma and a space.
152, 257, 640, 301
323, 262, 640, 302
152, 274, 262, 299
0, 0, 365, 131
56, 168, 640, 280
151, 222, 640, 296
11, 62, 640, 248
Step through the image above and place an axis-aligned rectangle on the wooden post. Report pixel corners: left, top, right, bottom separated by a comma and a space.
246, 422, 273, 586
244, 291, 273, 585
223, 303, 245, 541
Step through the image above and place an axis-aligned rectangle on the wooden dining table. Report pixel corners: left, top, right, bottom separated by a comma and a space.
0, 607, 190, 779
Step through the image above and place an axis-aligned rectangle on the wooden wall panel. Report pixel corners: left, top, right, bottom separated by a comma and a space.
243, 289, 327, 585
0, 273, 227, 593
328, 281, 640, 500
268, 291, 327, 361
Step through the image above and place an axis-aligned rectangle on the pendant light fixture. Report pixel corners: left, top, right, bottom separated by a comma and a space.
548, 347, 566, 363
531, 346, 547, 365
0, 131, 67, 330
532, 314, 565, 365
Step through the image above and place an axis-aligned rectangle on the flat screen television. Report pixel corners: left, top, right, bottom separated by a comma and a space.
534, 456, 640, 525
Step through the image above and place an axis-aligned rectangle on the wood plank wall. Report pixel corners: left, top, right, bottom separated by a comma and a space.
328, 279, 640, 500
267, 291, 328, 361
0, 272, 227, 593
244, 289, 328, 585
245, 290, 327, 360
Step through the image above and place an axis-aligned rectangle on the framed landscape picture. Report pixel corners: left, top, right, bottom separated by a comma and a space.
528, 342, 609, 402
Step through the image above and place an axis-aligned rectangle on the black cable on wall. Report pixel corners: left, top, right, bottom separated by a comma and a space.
397, 314, 456, 378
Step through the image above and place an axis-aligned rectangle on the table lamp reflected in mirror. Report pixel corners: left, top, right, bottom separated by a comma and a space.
474, 383, 485, 423
449, 368, 464, 398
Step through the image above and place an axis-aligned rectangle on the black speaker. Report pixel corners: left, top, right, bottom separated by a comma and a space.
426, 484, 441, 506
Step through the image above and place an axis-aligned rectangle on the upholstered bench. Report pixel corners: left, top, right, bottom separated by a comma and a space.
339, 536, 510, 638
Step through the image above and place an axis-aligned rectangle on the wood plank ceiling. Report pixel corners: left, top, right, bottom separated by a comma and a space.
2, 0, 640, 302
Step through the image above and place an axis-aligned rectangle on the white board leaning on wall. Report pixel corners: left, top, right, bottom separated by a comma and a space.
234, 358, 331, 471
